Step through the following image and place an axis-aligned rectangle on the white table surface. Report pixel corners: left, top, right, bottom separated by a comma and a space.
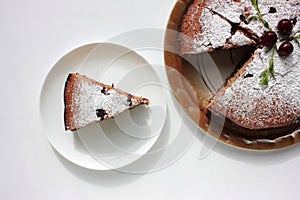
1, 0, 300, 199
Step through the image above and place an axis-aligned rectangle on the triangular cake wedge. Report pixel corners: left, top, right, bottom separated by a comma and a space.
64, 73, 149, 131
180, 0, 300, 130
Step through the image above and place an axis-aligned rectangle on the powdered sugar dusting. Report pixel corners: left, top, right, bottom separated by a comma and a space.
241, 0, 299, 37
181, 7, 233, 54
207, 0, 246, 23
180, 0, 254, 54
202, 9, 232, 49
210, 39, 300, 129
230, 30, 253, 46
71, 77, 136, 129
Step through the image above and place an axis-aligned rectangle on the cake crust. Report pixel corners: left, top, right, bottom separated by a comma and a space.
64, 73, 76, 131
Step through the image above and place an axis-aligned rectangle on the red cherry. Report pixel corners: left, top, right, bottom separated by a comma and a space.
278, 42, 293, 57
277, 19, 293, 36
261, 31, 278, 47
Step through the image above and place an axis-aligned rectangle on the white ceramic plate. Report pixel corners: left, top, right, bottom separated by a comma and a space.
77, 43, 167, 169
40, 43, 166, 170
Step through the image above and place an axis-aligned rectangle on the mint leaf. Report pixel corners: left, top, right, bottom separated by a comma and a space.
251, 0, 257, 6
293, 38, 300, 46
259, 46, 276, 86
251, 0, 271, 30
262, 19, 270, 30
259, 71, 269, 86
294, 35, 300, 39
269, 47, 276, 79
249, 16, 258, 21
269, 60, 275, 79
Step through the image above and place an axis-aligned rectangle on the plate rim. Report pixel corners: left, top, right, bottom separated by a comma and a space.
39, 42, 166, 170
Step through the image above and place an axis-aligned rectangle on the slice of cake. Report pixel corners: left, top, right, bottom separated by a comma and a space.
64, 73, 149, 131
180, 0, 300, 130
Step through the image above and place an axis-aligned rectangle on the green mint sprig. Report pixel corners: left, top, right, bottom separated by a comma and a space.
292, 33, 300, 46
251, 0, 270, 30
259, 46, 276, 86
250, 0, 298, 86
251, 0, 274, 85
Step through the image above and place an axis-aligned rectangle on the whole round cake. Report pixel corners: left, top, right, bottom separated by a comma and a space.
179, 0, 300, 130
